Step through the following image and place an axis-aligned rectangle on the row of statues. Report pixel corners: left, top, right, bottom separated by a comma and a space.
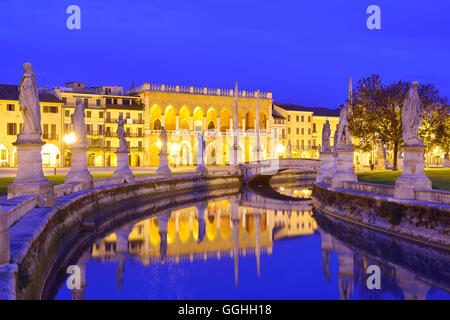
321, 81, 424, 152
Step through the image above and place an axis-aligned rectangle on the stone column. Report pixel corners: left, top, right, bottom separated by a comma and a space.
394, 144, 432, 199
318, 228, 333, 282
158, 211, 171, 263
216, 133, 223, 165
253, 90, 263, 162
196, 133, 208, 174
114, 150, 134, 183
331, 146, 357, 188
66, 140, 93, 190
8, 134, 56, 206
71, 251, 90, 300
334, 240, 354, 300
156, 128, 171, 176
143, 95, 151, 166
230, 198, 241, 288
175, 115, 179, 131
254, 208, 262, 278
316, 151, 335, 183
231, 82, 241, 166
196, 203, 207, 244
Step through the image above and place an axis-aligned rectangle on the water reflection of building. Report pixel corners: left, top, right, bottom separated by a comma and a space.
89, 197, 316, 291
318, 227, 436, 300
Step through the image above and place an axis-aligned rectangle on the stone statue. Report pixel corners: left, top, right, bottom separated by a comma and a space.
18, 62, 42, 136
402, 82, 424, 145
336, 104, 352, 147
333, 130, 338, 154
160, 127, 168, 154
116, 114, 128, 152
72, 98, 87, 142
322, 120, 331, 152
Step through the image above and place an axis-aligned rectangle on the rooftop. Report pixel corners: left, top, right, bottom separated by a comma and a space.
275, 103, 340, 117
0, 84, 61, 103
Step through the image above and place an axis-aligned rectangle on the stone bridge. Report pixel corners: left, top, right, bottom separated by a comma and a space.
241, 158, 321, 183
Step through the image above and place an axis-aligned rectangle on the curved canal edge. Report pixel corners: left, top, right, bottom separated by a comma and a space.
312, 182, 450, 250
1, 173, 241, 300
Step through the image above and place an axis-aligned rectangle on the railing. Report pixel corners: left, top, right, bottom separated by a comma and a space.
105, 118, 144, 124
130, 83, 273, 100
42, 134, 59, 140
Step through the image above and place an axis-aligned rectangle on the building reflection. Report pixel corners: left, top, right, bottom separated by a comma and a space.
89, 196, 317, 291
69, 196, 445, 300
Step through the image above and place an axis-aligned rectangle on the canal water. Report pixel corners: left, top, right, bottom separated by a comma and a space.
51, 183, 450, 300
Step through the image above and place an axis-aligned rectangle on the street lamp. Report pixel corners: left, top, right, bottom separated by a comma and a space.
63, 132, 77, 145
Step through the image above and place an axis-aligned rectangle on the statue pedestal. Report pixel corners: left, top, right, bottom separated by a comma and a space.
394, 144, 431, 200
231, 145, 241, 166
66, 143, 93, 190
444, 154, 450, 168
196, 162, 208, 174
316, 151, 334, 183
7, 138, 55, 207
331, 146, 357, 188
253, 147, 263, 162
114, 151, 134, 183
157, 152, 171, 176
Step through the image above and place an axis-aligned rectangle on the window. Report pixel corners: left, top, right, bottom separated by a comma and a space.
64, 123, 70, 133
43, 106, 49, 113
308, 116, 311, 122
113, 99, 118, 105
7, 123, 17, 135
301, 128, 304, 134
106, 98, 112, 105
296, 115, 299, 122
86, 111, 91, 118
288, 115, 291, 121
308, 128, 311, 135
313, 123, 316, 132
7, 104, 14, 111
99, 112, 104, 118
296, 128, 299, 134
62, 97, 67, 104
51, 124, 56, 138
301, 116, 304, 122
122, 99, 130, 106
50, 106, 58, 113
312, 139, 316, 147
138, 128, 143, 136
1, 150, 6, 161
301, 140, 305, 148
296, 139, 299, 149
65, 110, 70, 117
96, 99, 101, 107
126, 113, 130, 119
138, 113, 143, 122
84, 99, 88, 107
288, 128, 291, 134
138, 141, 143, 148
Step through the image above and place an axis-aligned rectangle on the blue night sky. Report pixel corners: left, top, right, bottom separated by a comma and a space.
0, 0, 449, 108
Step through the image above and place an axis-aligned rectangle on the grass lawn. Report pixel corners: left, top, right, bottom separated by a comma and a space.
357, 168, 450, 191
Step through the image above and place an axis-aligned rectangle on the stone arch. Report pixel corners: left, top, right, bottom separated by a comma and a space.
193, 107, 203, 131
206, 107, 217, 131
245, 110, 255, 130
205, 142, 216, 165
41, 143, 61, 167
220, 108, 230, 132
150, 104, 162, 130
260, 112, 267, 129
179, 106, 190, 130
164, 105, 176, 130
179, 141, 192, 165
